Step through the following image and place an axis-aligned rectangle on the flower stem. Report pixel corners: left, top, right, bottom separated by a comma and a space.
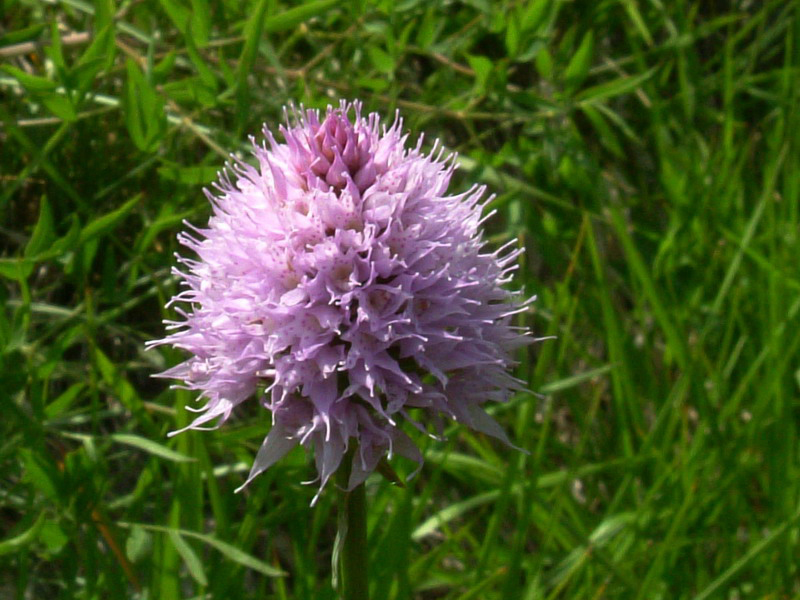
337, 472, 369, 600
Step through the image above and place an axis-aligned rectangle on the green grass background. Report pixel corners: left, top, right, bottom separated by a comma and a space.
2, 0, 799, 598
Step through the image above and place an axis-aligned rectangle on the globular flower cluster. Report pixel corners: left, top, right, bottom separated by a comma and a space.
150, 100, 532, 500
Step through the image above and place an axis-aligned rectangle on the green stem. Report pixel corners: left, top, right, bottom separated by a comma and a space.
337, 471, 369, 600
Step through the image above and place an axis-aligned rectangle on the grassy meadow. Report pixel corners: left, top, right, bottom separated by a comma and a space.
2, 0, 800, 598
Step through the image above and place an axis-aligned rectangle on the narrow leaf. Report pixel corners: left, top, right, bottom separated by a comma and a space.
412, 491, 499, 540
576, 67, 656, 103
539, 364, 615, 394
168, 531, 209, 586
0, 65, 57, 92
122, 523, 285, 577
41, 94, 78, 122
0, 514, 46, 557
0, 23, 47, 46
264, 0, 339, 33
79, 195, 140, 244
110, 434, 196, 463
564, 31, 594, 90
45, 383, 86, 419
25, 197, 55, 258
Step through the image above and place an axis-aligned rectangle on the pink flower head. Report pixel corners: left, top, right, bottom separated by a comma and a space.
149, 100, 532, 501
